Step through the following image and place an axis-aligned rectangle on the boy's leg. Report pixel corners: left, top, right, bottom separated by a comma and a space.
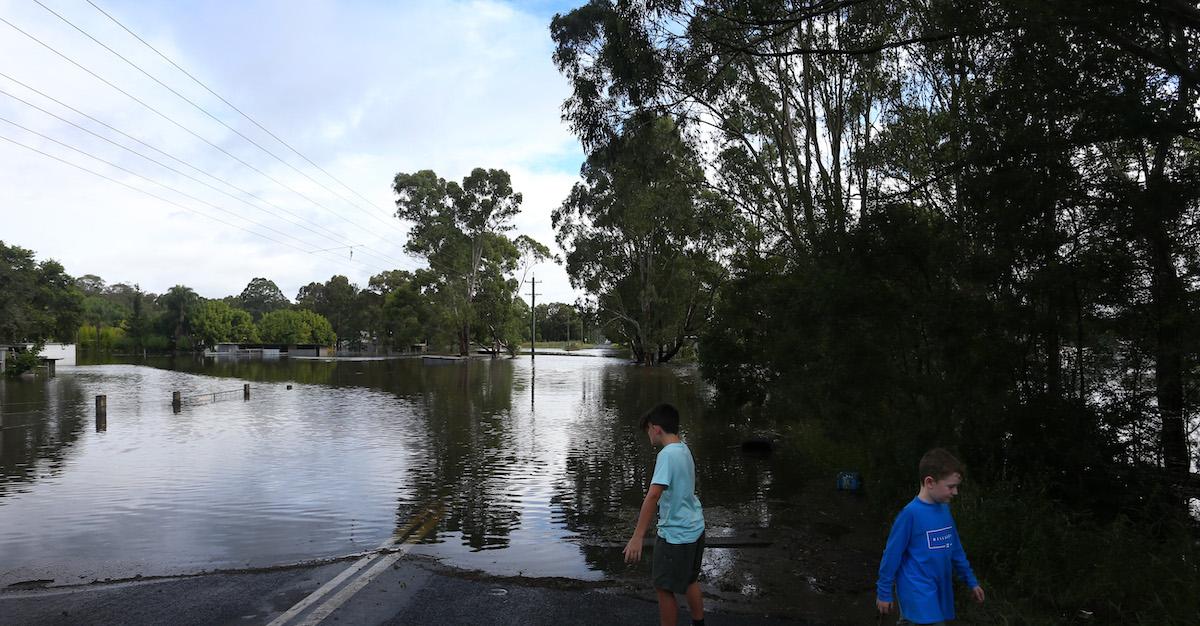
655, 588, 677, 626
684, 532, 705, 622
685, 581, 704, 620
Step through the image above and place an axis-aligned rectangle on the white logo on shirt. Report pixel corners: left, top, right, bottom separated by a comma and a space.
926, 526, 953, 550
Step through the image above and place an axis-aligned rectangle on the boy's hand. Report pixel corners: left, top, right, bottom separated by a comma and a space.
972, 585, 985, 603
623, 536, 642, 563
876, 598, 892, 614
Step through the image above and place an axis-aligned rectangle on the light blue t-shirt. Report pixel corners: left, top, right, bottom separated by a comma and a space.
876, 497, 979, 623
650, 441, 705, 544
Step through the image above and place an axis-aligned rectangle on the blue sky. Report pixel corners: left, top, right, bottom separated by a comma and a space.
0, 0, 586, 304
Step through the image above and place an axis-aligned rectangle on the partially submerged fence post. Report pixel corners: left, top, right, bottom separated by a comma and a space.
95, 394, 107, 432
243, 383, 250, 401
172, 391, 181, 414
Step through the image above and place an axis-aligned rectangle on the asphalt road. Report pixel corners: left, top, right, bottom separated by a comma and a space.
0, 555, 814, 626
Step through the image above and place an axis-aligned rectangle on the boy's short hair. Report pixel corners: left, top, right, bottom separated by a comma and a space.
919, 448, 965, 482
640, 403, 680, 434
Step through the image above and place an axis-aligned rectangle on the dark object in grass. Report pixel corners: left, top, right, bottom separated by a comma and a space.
740, 436, 774, 454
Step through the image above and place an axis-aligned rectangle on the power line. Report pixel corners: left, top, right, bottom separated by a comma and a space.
0, 13, 411, 269
0, 114, 391, 272
0, 129, 390, 276
0, 81, 410, 271
33, 0, 406, 237
85, 0, 402, 225
0, 132, 314, 256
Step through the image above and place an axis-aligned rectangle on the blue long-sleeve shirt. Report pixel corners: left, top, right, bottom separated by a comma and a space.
877, 497, 978, 623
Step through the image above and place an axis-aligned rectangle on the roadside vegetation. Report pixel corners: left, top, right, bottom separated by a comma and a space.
548, 1, 1200, 622
0, 240, 594, 357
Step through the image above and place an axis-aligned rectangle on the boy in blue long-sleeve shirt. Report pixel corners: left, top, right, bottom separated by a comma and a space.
876, 448, 985, 624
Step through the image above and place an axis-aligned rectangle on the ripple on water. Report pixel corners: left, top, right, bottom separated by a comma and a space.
0, 357, 800, 586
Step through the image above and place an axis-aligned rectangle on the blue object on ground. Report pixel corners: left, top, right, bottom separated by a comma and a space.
836, 471, 862, 491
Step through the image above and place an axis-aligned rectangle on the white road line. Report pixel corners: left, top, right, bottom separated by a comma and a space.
267, 507, 439, 626
263, 551, 382, 626
290, 547, 410, 626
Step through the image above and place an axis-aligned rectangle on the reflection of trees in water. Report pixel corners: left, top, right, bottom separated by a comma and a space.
552, 366, 709, 535
397, 359, 521, 550
129, 355, 346, 387
0, 377, 88, 496
104, 355, 452, 397
553, 364, 812, 574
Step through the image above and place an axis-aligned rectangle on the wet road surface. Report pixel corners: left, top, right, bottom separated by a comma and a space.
0, 555, 826, 626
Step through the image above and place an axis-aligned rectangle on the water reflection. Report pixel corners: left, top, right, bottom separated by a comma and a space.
0, 375, 89, 496
0, 355, 813, 587
404, 360, 521, 551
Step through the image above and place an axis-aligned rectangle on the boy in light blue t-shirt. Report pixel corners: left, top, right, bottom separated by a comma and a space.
623, 403, 706, 626
877, 448, 985, 625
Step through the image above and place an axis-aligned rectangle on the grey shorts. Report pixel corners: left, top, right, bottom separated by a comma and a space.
651, 532, 704, 594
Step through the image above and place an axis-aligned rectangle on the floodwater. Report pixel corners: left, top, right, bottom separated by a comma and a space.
0, 354, 879, 617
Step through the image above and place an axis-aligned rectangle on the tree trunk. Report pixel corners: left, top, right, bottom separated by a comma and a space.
1144, 129, 1190, 475
1148, 218, 1189, 474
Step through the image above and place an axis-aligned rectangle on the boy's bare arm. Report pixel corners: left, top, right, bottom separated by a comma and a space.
623, 484, 665, 563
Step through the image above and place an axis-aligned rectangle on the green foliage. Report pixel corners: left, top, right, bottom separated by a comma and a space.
124, 284, 155, 353
296, 275, 365, 348
80, 295, 130, 352
393, 167, 537, 355
3, 342, 43, 377
258, 309, 335, 346
376, 270, 429, 350
552, 0, 1200, 621
191, 300, 260, 348
0, 241, 83, 343
553, 115, 730, 364
237, 277, 290, 321
77, 324, 126, 353
534, 302, 585, 342
954, 486, 1200, 624
158, 285, 200, 350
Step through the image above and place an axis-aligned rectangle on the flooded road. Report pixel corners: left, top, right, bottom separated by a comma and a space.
0, 355, 879, 618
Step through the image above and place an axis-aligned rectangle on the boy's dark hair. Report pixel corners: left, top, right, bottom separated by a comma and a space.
640, 403, 680, 434
919, 448, 965, 482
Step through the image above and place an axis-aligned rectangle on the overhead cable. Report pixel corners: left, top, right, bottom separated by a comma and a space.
0, 114, 382, 270
0, 127, 390, 274
33, 0, 406, 236
0, 132, 312, 256
0, 13, 412, 269
86, 0, 403, 225
0, 81, 410, 271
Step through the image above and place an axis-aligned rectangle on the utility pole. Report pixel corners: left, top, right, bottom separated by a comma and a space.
527, 275, 541, 360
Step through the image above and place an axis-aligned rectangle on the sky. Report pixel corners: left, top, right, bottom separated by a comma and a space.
0, 0, 586, 304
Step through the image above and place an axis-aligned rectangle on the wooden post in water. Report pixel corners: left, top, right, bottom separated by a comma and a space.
243, 383, 250, 401
172, 391, 181, 414
95, 394, 106, 421
47, 360, 55, 377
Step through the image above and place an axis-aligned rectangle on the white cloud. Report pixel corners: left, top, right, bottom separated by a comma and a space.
0, 0, 584, 303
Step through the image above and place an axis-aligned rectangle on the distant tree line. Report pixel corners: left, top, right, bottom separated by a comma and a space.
550, 1, 1199, 621
2, 238, 583, 356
